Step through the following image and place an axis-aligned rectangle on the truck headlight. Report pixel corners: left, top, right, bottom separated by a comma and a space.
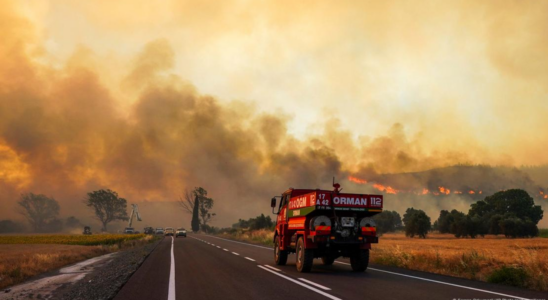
359, 217, 376, 228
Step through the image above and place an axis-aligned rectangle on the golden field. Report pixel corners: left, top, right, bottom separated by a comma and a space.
372, 233, 548, 291
218, 230, 548, 291
0, 234, 155, 290
0, 233, 147, 246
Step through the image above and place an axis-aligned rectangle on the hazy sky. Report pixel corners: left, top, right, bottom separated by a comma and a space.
1, 0, 547, 227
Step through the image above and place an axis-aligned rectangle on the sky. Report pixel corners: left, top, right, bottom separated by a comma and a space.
1, 0, 547, 228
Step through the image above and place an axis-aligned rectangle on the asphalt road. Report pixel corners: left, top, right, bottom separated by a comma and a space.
115, 234, 547, 300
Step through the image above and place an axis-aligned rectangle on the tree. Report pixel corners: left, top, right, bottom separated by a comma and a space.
234, 214, 274, 230
373, 210, 402, 234
0, 220, 24, 233
17, 193, 60, 232
85, 189, 129, 232
178, 187, 216, 227
191, 195, 200, 232
468, 189, 543, 237
403, 208, 431, 238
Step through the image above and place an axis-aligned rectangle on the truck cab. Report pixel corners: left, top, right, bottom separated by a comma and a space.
271, 184, 383, 272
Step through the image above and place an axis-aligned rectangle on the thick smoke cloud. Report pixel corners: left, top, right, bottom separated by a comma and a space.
1, 1, 547, 229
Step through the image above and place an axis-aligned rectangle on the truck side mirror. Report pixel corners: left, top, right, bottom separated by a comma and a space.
270, 198, 277, 208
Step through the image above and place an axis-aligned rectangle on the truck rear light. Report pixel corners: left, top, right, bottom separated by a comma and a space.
330, 236, 335, 240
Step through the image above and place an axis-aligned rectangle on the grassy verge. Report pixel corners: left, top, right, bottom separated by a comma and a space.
216, 229, 274, 247
539, 228, 548, 238
0, 234, 158, 290
217, 230, 548, 291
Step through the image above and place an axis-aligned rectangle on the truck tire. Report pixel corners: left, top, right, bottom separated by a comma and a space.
350, 249, 369, 272
274, 236, 288, 265
321, 255, 335, 266
296, 237, 313, 273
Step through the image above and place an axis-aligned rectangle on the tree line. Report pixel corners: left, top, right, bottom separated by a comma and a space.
372, 189, 543, 238
3, 186, 217, 234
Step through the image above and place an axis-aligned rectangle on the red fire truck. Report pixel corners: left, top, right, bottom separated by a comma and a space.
270, 182, 383, 272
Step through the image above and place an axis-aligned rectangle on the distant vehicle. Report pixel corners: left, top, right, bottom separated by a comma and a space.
155, 228, 164, 235
164, 227, 174, 236
83, 226, 91, 235
176, 228, 187, 238
144, 227, 154, 234
124, 227, 135, 234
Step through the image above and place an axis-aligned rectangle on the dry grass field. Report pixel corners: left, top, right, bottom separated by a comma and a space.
218, 230, 548, 291
0, 234, 155, 290
372, 233, 548, 291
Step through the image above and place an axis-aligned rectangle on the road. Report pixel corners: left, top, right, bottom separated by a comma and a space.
115, 235, 546, 300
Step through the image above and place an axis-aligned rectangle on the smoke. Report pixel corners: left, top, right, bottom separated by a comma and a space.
1, 1, 547, 229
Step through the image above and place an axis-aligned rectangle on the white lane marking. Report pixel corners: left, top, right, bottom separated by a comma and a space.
217, 246, 221, 249
298, 278, 331, 291
223, 248, 229, 251
263, 265, 281, 272
202, 235, 273, 250
232, 252, 239, 256
334, 262, 530, 300
168, 237, 176, 300
245, 257, 256, 261
258, 266, 341, 300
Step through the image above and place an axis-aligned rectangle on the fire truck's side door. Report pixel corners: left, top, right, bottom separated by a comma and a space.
277, 194, 289, 238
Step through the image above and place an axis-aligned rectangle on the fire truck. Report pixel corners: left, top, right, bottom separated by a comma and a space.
270, 181, 383, 272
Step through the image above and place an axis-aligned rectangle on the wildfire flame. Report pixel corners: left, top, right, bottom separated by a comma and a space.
347, 175, 543, 199
348, 175, 367, 184
373, 183, 398, 194
438, 186, 450, 195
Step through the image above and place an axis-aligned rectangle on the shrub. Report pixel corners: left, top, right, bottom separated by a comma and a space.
487, 266, 529, 288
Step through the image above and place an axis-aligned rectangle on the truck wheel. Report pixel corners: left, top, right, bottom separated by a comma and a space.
296, 237, 313, 273
274, 236, 288, 265
321, 255, 335, 266
350, 249, 369, 272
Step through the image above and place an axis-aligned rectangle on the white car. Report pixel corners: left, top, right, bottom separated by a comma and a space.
155, 227, 164, 235
176, 228, 187, 237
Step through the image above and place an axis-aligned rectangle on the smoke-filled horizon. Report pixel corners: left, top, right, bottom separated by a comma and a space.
1, 1, 548, 229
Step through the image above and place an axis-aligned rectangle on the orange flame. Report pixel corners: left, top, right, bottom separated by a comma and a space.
421, 188, 429, 195
438, 186, 450, 195
348, 175, 367, 184
544, 195, 548, 199
479, 191, 482, 194
373, 183, 397, 194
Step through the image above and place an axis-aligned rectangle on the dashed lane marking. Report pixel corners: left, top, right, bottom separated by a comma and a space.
245, 257, 255, 262
258, 266, 341, 300
298, 278, 331, 291
263, 265, 281, 272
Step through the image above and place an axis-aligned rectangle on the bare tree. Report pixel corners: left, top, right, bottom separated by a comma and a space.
177, 189, 195, 214
178, 187, 216, 227
18, 193, 60, 232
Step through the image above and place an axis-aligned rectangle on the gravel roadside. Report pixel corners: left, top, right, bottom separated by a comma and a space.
51, 238, 162, 300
